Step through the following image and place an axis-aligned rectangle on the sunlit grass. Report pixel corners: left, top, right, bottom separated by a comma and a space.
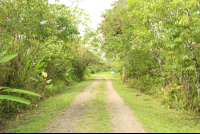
76, 78, 113, 133
2, 75, 98, 133
3, 71, 200, 133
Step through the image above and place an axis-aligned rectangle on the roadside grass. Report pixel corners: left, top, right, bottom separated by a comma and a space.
101, 71, 200, 133
1, 75, 98, 133
76, 78, 113, 133
3, 71, 200, 133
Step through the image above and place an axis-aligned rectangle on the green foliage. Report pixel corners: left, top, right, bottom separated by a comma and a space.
0, 50, 41, 120
0, 0, 105, 122
2, 88, 41, 97
155, 85, 186, 108
0, 51, 18, 64
3, 75, 97, 133
98, 0, 200, 113
0, 95, 31, 105
106, 72, 200, 133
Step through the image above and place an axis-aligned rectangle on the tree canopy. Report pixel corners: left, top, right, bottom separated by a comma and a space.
98, 0, 200, 112
0, 0, 109, 118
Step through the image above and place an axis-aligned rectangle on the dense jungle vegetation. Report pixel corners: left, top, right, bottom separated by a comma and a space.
0, 0, 109, 123
98, 0, 200, 114
1, 0, 200, 128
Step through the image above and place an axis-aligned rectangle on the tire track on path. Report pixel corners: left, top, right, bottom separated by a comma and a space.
41, 78, 101, 133
105, 77, 146, 133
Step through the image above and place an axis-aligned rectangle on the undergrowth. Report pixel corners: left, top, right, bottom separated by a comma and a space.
0, 75, 97, 133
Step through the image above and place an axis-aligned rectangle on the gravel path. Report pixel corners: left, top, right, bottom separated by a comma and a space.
105, 77, 146, 133
41, 77, 146, 133
41, 78, 100, 133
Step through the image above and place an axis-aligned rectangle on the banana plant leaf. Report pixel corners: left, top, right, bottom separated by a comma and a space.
0, 53, 18, 63
3, 88, 41, 97
0, 95, 30, 105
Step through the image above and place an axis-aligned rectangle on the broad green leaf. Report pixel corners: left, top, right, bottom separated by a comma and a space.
0, 53, 18, 63
35, 62, 45, 71
34, 57, 45, 73
3, 88, 41, 97
0, 95, 30, 105
46, 79, 52, 84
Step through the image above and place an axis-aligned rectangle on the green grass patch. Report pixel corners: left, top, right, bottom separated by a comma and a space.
76, 77, 113, 133
1, 74, 98, 133
101, 72, 200, 133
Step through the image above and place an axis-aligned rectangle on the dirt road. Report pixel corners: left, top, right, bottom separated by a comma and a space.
41, 78, 100, 133
41, 77, 146, 133
105, 77, 146, 133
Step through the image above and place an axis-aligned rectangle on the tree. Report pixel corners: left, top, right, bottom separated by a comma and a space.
0, 0, 100, 118
98, 0, 200, 111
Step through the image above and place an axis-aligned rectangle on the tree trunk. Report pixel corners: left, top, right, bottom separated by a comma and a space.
188, 41, 200, 97
150, 48, 166, 87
